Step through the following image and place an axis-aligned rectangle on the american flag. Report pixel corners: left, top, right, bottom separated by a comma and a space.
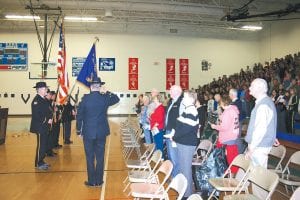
57, 23, 69, 105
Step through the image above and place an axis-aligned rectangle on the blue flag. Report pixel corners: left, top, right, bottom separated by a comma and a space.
76, 44, 97, 87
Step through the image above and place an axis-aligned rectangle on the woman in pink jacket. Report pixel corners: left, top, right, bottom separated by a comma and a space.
211, 95, 239, 173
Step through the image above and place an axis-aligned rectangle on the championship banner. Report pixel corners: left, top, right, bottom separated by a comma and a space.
179, 58, 189, 74
129, 58, 138, 90
129, 74, 138, 90
179, 59, 189, 90
180, 74, 189, 90
166, 58, 175, 90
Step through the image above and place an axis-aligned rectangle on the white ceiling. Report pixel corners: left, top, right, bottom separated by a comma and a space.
0, 0, 299, 39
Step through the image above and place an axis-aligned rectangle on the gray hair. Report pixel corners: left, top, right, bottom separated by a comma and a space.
253, 78, 268, 93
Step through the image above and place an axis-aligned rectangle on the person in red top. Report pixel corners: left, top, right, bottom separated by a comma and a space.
150, 94, 165, 158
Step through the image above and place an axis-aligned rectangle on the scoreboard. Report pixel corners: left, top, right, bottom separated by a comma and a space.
0, 43, 28, 71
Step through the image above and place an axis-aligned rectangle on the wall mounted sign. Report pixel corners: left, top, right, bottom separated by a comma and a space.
166, 58, 176, 90
128, 58, 138, 90
0, 43, 28, 71
179, 59, 189, 90
99, 58, 115, 71
72, 57, 86, 77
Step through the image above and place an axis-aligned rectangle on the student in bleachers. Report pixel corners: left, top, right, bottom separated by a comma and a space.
287, 87, 298, 134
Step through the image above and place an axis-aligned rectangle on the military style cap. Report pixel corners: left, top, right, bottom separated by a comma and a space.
33, 81, 49, 88
90, 76, 105, 85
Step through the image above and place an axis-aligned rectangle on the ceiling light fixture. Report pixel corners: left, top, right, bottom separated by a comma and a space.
5, 15, 40, 20
64, 16, 98, 22
241, 25, 262, 31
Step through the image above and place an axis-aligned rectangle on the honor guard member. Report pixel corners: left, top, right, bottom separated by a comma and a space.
50, 91, 63, 148
30, 82, 53, 170
76, 76, 120, 187
62, 99, 75, 144
45, 89, 56, 157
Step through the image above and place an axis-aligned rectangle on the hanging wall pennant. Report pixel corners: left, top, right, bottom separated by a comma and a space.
179, 59, 189, 90
128, 58, 138, 90
166, 58, 176, 90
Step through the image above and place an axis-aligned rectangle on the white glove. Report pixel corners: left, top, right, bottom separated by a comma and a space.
164, 129, 175, 138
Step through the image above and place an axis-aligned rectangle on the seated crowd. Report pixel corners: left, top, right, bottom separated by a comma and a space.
129, 51, 300, 199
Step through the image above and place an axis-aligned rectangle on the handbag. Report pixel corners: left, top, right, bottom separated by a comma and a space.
193, 146, 228, 196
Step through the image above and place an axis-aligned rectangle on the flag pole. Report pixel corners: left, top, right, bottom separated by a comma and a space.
67, 36, 100, 99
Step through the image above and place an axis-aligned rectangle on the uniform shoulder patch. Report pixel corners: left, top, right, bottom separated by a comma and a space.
33, 101, 38, 105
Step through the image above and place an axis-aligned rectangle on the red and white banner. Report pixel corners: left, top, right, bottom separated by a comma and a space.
129, 74, 138, 90
128, 58, 138, 90
166, 58, 175, 90
179, 59, 189, 90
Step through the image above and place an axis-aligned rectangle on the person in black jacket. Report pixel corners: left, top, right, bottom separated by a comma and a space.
172, 91, 199, 199
164, 85, 183, 178
62, 99, 75, 144
195, 95, 207, 142
76, 76, 119, 187
287, 87, 298, 134
229, 88, 246, 154
30, 82, 53, 170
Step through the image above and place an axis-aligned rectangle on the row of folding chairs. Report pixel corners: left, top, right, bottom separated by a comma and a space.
120, 117, 143, 160
121, 140, 188, 199
208, 154, 279, 200
265, 144, 300, 197
206, 148, 300, 200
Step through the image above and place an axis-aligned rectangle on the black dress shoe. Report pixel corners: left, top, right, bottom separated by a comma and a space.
36, 164, 48, 170
64, 140, 73, 144
40, 162, 51, 167
46, 153, 55, 157
84, 181, 96, 187
95, 181, 103, 187
54, 144, 63, 149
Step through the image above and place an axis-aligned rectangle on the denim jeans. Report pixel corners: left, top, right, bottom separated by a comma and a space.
165, 130, 179, 178
177, 143, 196, 198
152, 129, 165, 158
143, 128, 152, 144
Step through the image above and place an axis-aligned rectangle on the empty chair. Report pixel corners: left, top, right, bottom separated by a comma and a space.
224, 166, 279, 200
123, 150, 162, 193
122, 145, 156, 185
129, 173, 187, 200
192, 139, 213, 166
208, 154, 251, 200
121, 128, 142, 160
165, 173, 188, 200
268, 144, 286, 173
187, 194, 203, 200
278, 151, 300, 195
290, 186, 300, 200
125, 143, 155, 169
129, 160, 173, 199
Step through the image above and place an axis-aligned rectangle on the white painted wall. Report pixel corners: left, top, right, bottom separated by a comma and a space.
259, 19, 300, 63
0, 33, 260, 114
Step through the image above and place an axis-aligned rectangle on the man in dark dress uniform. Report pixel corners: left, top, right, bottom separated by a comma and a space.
62, 99, 75, 144
30, 82, 53, 170
45, 90, 56, 157
50, 91, 63, 148
76, 76, 120, 187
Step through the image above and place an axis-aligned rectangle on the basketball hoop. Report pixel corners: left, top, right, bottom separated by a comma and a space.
29, 61, 58, 79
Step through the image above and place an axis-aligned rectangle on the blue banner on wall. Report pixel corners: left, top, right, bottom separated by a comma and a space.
99, 58, 115, 71
72, 57, 86, 77
0, 43, 28, 71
